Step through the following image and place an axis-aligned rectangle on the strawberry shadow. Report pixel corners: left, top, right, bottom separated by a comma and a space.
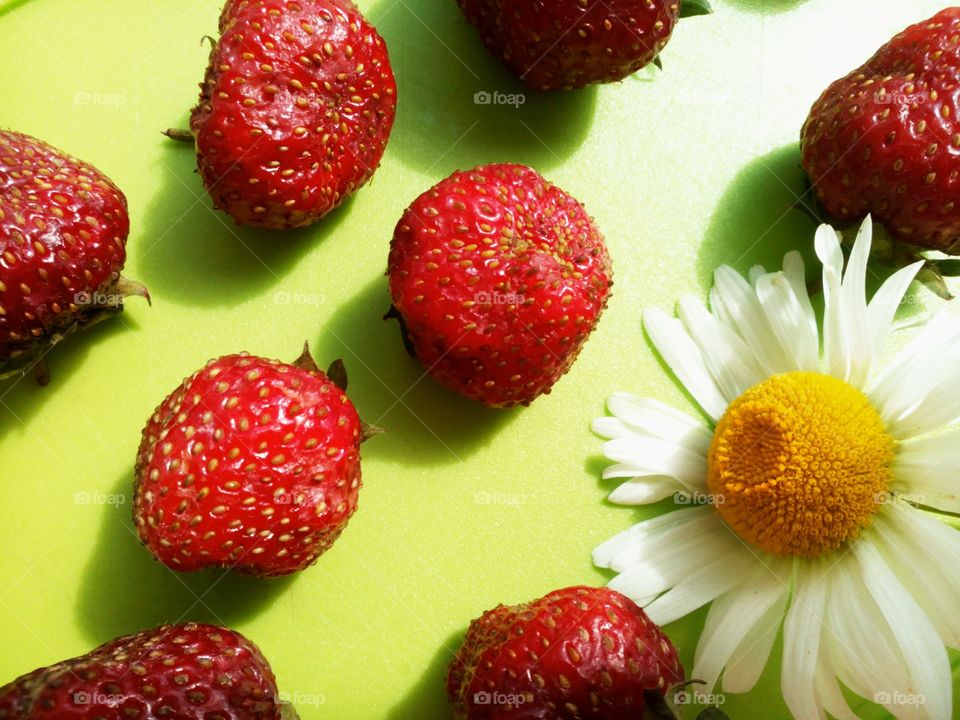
385, 628, 464, 720
698, 143, 925, 316
0, 314, 139, 438
314, 277, 517, 466
73, 472, 295, 644
368, 0, 598, 175
723, 0, 809, 13
133, 134, 352, 307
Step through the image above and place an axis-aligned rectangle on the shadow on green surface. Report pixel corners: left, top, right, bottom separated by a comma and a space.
701, 143, 926, 314
697, 143, 818, 290
134, 136, 348, 307
370, 0, 598, 175
723, 0, 809, 13
74, 473, 293, 643
0, 315, 137, 436
315, 277, 514, 465
385, 628, 463, 720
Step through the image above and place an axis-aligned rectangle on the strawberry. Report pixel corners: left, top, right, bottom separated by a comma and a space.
0, 622, 289, 720
386, 163, 612, 408
0, 130, 147, 380
133, 345, 366, 577
456, 0, 684, 90
801, 7, 960, 253
176, 0, 397, 229
447, 586, 684, 719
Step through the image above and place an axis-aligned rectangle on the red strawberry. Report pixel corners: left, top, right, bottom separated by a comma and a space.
0, 623, 289, 720
447, 586, 684, 719
456, 0, 680, 90
387, 163, 612, 408
801, 7, 960, 253
0, 130, 147, 379
178, 0, 397, 229
133, 345, 365, 577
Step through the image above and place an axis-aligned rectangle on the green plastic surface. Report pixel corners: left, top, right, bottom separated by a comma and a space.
0, 0, 958, 718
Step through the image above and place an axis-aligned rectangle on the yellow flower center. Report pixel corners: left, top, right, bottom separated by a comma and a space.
707, 371, 894, 557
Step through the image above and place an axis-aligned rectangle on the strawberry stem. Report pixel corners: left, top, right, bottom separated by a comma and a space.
162, 128, 194, 143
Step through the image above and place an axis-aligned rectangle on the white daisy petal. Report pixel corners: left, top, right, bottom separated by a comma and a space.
782, 250, 818, 346
867, 259, 924, 360
782, 560, 828, 720
721, 585, 789, 693
853, 539, 952, 720
892, 429, 960, 513
677, 295, 766, 402
607, 476, 688, 505
637, 538, 757, 626
642, 307, 728, 420
888, 365, 960, 439
838, 218, 873, 387
602, 437, 706, 488
755, 271, 820, 371
825, 555, 912, 709
712, 266, 793, 374
594, 507, 722, 574
813, 641, 858, 720
873, 504, 960, 647
693, 561, 790, 694
601, 393, 713, 452
748, 265, 766, 285
815, 224, 850, 382
868, 312, 960, 434
592, 507, 712, 570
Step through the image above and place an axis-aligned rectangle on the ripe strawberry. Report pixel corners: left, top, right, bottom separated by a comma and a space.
133, 345, 365, 577
0, 623, 288, 720
387, 163, 612, 408
179, 0, 397, 229
456, 0, 681, 90
801, 7, 960, 253
0, 130, 147, 379
447, 586, 684, 719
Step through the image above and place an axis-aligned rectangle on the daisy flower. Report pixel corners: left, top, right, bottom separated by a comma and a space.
592, 218, 960, 720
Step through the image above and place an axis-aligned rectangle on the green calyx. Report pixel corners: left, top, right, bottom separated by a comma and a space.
679, 0, 713, 19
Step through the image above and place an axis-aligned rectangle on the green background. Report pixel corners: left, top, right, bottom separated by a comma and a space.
0, 0, 958, 717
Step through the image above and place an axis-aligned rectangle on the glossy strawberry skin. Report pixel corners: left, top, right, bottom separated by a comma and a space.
387, 163, 612, 408
447, 586, 683, 720
801, 7, 960, 252
134, 352, 362, 577
0, 131, 131, 364
457, 0, 679, 90
0, 623, 281, 720
190, 0, 397, 229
